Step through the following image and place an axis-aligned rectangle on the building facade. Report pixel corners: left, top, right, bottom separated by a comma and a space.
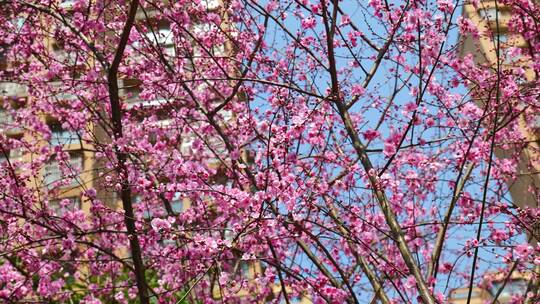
460, 1, 539, 214
451, 1, 539, 303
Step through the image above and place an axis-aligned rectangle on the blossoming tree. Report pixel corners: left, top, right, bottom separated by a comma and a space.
0, 0, 538, 303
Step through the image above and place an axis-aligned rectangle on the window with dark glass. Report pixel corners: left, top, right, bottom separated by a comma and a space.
49, 196, 81, 215
49, 121, 80, 146
44, 153, 83, 187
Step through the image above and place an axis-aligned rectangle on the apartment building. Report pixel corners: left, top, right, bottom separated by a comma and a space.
450, 1, 539, 303
449, 272, 530, 304
460, 0, 539, 214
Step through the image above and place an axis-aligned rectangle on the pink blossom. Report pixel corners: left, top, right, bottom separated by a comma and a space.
514, 244, 532, 259
437, 0, 455, 13
383, 141, 397, 157
362, 129, 380, 141
351, 84, 365, 96
150, 218, 172, 232
425, 117, 435, 127
301, 17, 316, 30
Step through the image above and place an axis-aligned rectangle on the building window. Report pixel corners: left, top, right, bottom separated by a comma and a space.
44, 154, 82, 187
121, 78, 141, 104
170, 192, 184, 213
49, 121, 80, 146
12, 17, 25, 31
49, 196, 80, 215
133, 195, 153, 219
489, 279, 528, 299
493, 33, 508, 44
44, 159, 61, 186
50, 81, 77, 101
193, 22, 217, 35
134, 193, 184, 219
534, 114, 540, 130
478, 8, 510, 21
100, 191, 118, 207
192, 23, 225, 58
0, 148, 22, 164
201, 0, 220, 10
502, 47, 526, 65
0, 102, 14, 123
449, 289, 483, 301
59, 0, 76, 9
145, 25, 175, 57
193, 43, 226, 58
0, 97, 25, 134
180, 134, 195, 155
52, 41, 78, 66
